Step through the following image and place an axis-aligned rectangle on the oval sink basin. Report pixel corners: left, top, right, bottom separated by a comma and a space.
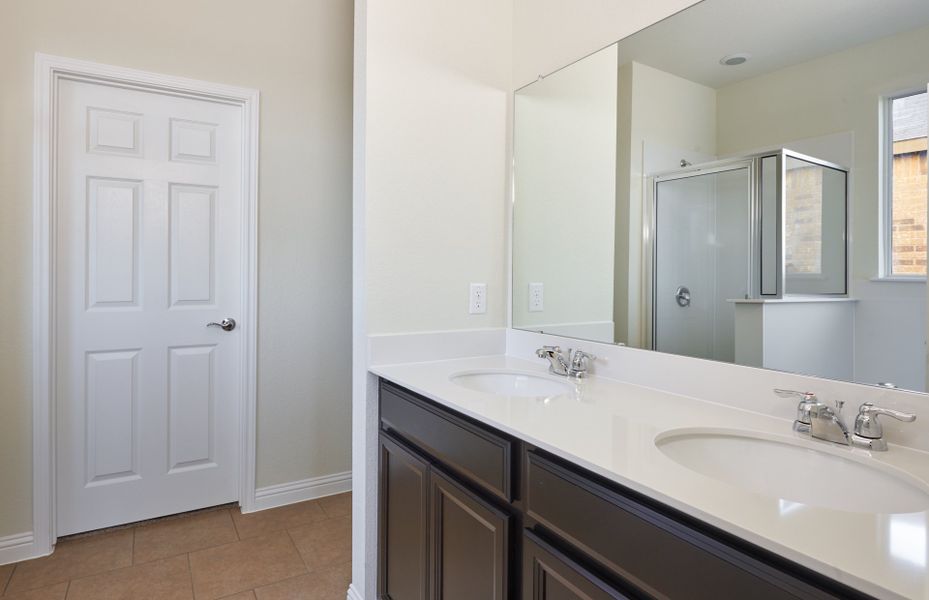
656, 428, 929, 514
450, 370, 573, 398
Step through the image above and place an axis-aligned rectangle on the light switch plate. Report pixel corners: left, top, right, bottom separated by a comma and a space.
469, 283, 487, 314
529, 282, 544, 312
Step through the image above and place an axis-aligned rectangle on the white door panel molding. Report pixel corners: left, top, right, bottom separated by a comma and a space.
33, 53, 258, 552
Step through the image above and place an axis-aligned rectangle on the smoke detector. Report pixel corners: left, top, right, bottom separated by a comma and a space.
719, 53, 751, 66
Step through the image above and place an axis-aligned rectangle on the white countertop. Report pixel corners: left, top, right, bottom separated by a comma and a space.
370, 355, 929, 600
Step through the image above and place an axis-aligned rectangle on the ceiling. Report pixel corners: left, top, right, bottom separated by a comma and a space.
615, 0, 929, 88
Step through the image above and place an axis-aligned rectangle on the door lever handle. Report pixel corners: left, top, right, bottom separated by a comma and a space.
207, 318, 236, 332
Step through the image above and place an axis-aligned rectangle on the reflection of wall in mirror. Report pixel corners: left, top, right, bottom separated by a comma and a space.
513, 45, 618, 343
734, 300, 855, 382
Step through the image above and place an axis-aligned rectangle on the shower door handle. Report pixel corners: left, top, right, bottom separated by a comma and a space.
675, 286, 691, 307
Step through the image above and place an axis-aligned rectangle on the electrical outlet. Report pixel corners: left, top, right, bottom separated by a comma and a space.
528, 282, 544, 312
469, 283, 487, 314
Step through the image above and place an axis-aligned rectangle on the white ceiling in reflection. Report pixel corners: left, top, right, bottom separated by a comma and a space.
616, 0, 929, 88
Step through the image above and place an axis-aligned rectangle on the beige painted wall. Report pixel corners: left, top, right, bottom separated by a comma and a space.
0, 0, 353, 537
364, 0, 512, 335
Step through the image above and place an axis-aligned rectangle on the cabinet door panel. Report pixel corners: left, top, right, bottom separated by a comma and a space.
523, 531, 631, 600
379, 434, 430, 600
431, 469, 509, 600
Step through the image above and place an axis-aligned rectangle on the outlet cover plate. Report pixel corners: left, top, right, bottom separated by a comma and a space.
469, 283, 487, 314
529, 282, 544, 312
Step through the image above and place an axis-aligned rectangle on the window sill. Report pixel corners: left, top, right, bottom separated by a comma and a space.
870, 276, 927, 283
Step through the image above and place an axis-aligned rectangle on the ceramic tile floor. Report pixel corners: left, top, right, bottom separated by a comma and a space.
0, 493, 352, 600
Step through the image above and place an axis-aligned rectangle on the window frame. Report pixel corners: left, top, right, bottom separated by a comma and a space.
880, 88, 929, 281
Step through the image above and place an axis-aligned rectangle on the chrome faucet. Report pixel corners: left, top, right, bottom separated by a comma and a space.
850, 403, 917, 451
536, 346, 597, 378
809, 400, 850, 445
775, 389, 916, 451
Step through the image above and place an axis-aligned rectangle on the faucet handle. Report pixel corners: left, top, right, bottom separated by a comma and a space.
774, 389, 817, 402
566, 349, 596, 378
854, 402, 916, 440
774, 389, 819, 430
570, 349, 596, 364
569, 349, 596, 373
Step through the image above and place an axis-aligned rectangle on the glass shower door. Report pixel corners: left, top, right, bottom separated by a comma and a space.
653, 167, 751, 362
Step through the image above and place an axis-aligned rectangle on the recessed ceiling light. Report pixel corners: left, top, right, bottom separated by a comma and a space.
720, 53, 751, 66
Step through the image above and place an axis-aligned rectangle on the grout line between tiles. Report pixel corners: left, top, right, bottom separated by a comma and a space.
216, 589, 257, 600
186, 553, 196, 600
251, 569, 316, 598
229, 508, 242, 541
131, 514, 241, 567
284, 529, 312, 575
2, 563, 14, 596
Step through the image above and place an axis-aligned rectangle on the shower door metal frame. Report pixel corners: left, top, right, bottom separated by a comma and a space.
644, 159, 756, 352
771, 149, 851, 299
644, 149, 850, 351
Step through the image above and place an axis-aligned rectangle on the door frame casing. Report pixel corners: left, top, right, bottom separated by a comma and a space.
32, 53, 260, 553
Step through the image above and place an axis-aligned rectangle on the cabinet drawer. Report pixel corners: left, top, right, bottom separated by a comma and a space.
380, 380, 513, 501
523, 530, 631, 600
525, 451, 860, 600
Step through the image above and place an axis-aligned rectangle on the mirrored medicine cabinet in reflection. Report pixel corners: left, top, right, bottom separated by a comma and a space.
512, 0, 929, 392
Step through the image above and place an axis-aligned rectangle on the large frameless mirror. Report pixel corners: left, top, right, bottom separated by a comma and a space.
512, 0, 929, 392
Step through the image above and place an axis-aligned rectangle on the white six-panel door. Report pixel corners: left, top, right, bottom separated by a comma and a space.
56, 78, 243, 535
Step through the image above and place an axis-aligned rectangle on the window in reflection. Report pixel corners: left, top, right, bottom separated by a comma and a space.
783, 156, 848, 295
888, 91, 928, 276
785, 164, 824, 275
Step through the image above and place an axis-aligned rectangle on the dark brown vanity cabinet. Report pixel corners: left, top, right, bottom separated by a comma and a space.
522, 451, 866, 600
379, 382, 511, 599
522, 531, 631, 600
379, 435, 430, 600
379, 433, 510, 600
378, 379, 875, 600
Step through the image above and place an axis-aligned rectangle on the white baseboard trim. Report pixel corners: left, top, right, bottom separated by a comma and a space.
0, 531, 44, 565
252, 471, 352, 512
346, 583, 364, 600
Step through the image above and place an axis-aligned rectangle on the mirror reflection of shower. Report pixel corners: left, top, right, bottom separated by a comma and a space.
510, 9, 929, 393
648, 150, 850, 380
